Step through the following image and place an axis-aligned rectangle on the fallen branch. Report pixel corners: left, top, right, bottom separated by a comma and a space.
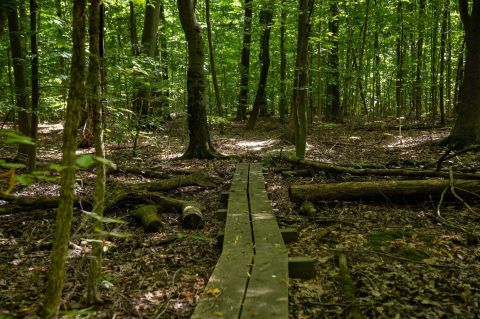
285, 157, 480, 180
290, 179, 480, 202
336, 252, 363, 319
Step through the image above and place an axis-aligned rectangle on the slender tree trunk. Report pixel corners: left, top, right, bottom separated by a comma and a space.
236, 0, 253, 120
395, 0, 403, 119
56, 0, 67, 104
446, 0, 480, 146
357, 0, 370, 116
293, 0, 315, 159
279, 0, 287, 122
177, 0, 218, 159
129, 1, 139, 56
439, 0, 449, 126
326, 2, 341, 123
316, 19, 322, 119
5, 0, 31, 160
431, 6, 440, 124
42, 0, 86, 316
205, 0, 223, 116
446, 6, 452, 116
158, 1, 169, 115
86, 0, 105, 304
28, 0, 39, 171
414, 0, 425, 120
246, 1, 273, 130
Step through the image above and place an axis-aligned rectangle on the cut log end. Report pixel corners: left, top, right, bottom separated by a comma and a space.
130, 205, 163, 232
182, 205, 204, 229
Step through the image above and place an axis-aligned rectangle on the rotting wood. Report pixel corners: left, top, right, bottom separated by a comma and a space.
300, 200, 317, 216
285, 157, 480, 180
290, 179, 480, 202
336, 252, 363, 319
130, 205, 162, 232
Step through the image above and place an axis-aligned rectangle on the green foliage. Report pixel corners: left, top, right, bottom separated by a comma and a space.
0, 130, 34, 145
367, 229, 412, 247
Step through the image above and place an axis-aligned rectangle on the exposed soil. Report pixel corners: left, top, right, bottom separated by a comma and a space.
1, 119, 479, 318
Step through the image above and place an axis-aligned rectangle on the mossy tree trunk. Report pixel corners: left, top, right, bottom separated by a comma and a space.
446, 0, 480, 147
177, 0, 218, 159
27, 0, 39, 171
42, 0, 86, 316
279, 1, 287, 122
86, 0, 106, 305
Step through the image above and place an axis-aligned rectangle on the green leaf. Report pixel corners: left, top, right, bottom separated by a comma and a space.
15, 174, 33, 186
48, 163, 66, 172
75, 155, 95, 168
0, 131, 35, 145
97, 230, 132, 238
0, 162, 26, 169
94, 156, 117, 169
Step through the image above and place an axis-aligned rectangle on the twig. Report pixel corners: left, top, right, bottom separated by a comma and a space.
449, 167, 480, 217
436, 185, 449, 217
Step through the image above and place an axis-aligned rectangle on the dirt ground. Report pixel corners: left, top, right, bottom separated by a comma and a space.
0, 119, 479, 318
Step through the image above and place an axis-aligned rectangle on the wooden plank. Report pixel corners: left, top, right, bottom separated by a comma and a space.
192, 163, 253, 319
241, 163, 289, 318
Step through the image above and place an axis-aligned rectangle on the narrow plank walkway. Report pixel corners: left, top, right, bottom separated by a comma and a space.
192, 163, 288, 319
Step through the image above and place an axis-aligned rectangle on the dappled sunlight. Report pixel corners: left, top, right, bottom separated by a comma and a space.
235, 139, 280, 151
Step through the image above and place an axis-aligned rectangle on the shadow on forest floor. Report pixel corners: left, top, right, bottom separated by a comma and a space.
0, 119, 479, 318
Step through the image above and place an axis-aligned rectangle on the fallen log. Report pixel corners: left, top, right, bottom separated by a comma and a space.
285, 157, 480, 180
336, 252, 363, 319
132, 172, 220, 191
289, 179, 480, 202
130, 205, 163, 232
106, 191, 204, 229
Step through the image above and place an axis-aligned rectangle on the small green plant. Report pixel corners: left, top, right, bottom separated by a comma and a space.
367, 229, 411, 247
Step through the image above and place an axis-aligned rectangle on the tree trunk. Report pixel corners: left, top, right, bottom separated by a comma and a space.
5, 0, 31, 160
0, 6, 7, 40
326, 2, 341, 123
28, 0, 39, 171
236, 0, 253, 120
86, 0, 106, 305
446, 0, 480, 147
439, 0, 449, 127
129, 1, 139, 55
246, 1, 273, 130
289, 179, 480, 202
279, 0, 287, 122
177, 0, 218, 159
414, 0, 425, 120
293, 0, 315, 159
42, 0, 86, 316
205, 0, 223, 116
395, 0, 403, 119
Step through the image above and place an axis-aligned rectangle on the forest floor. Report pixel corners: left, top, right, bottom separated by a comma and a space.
0, 118, 479, 318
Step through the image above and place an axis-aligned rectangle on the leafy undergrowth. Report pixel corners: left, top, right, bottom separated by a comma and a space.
0, 119, 479, 318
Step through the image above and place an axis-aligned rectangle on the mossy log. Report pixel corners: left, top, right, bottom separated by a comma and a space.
106, 191, 204, 229
289, 179, 480, 202
132, 172, 220, 191
337, 252, 363, 319
285, 157, 480, 180
130, 205, 162, 232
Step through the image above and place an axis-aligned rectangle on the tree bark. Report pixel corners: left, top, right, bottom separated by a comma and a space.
42, 0, 86, 316
177, 0, 218, 159
5, 0, 31, 160
293, 0, 315, 158
279, 0, 287, 122
86, 0, 105, 305
289, 179, 480, 202
439, 0, 449, 127
129, 1, 139, 56
246, 1, 273, 130
326, 2, 341, 123
414, 0, 425, 120
205, 0, 223, 116
28, 0, 39, 171
446, 0, 480, 147
236, 0, 253, 120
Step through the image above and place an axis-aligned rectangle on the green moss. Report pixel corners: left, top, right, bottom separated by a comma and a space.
367, 229, 411, 247
398, 245, 428, 261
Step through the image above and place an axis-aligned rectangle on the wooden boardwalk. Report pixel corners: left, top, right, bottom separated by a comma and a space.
192, 163, 289, 319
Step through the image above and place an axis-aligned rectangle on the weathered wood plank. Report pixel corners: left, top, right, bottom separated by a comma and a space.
241, 163, 288, 318
192, 163, 253, 319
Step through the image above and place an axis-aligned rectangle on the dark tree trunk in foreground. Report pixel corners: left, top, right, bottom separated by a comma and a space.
236, 0, 253, 120
42, 0, 86, 316
293, 0, 315, 159
28, 0, 39, 171
326, 2, 342, 123
246, 1, 273, 130
6, 0, 31, 160
205, 0, 223, 116
0, 6, 7, 39
446, 0, 480, 147
86, 0, 106, 305
177, 0, 218, 159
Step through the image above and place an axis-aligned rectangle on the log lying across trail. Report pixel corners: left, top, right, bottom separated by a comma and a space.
290, 179, 480, 202
285, 157, 480, 180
